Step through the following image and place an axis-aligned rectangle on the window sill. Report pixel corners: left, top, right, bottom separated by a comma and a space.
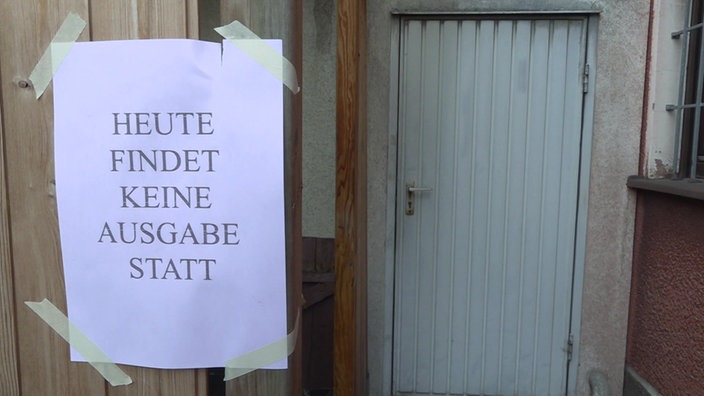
627, 175, 704, 201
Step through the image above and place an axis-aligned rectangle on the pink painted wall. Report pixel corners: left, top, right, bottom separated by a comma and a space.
628, 190, 704, 394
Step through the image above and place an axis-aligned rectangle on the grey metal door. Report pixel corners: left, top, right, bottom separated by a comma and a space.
393, 17, 587, 395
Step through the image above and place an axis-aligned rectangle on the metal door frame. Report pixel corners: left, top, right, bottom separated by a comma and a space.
382, 12, 598, 395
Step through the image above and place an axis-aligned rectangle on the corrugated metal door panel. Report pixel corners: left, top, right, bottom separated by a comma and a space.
393, 18, 586, 396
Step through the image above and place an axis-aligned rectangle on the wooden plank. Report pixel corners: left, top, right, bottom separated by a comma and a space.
303, 282, 335, 309
0, 1, 108, 395
302, 295, 334, 390
303, 237, 334, 273
86, 1, 207, 394
303, 271, 335, 283
186, 0, 199, 39
0, 56, 21, 396
334, 0, 367, 394
221, 0, 251, 28
290, 4, 304, 396
0, 1, 205, 394
221, 1, 303, 395
90, 0, 189, 39
108, 366, 207, 396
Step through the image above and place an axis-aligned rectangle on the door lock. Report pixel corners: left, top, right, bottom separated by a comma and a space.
406, 181, 432, 215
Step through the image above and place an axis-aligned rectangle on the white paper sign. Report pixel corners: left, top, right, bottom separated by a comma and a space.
52, 39, 286, 369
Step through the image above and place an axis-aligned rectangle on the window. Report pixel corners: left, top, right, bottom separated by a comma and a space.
669, 0, 704, 178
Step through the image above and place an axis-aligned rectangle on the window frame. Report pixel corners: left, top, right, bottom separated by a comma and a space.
669, 0, 704, 178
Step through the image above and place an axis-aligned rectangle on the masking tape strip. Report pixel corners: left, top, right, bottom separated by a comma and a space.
214, 21, 300, 94
28, 12, 86, 99
25, 299, 133, 386
224, 310, 301, 381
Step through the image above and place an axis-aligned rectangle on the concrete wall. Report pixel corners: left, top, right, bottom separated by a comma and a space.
365, 1, 648, 394
576, 1, 648, 395
302, 0, 336, 238
627, 191, 704, 395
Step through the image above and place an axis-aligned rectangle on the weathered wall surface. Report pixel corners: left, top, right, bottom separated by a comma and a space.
365, 1, 648, 395
641, 0, 684, 178
576, 2, 648, 395
628, 190, 704, 395
302, 0, 336, 238
302, 0, 337, 238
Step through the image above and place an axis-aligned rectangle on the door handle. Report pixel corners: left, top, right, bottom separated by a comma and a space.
406, 182, 432, 215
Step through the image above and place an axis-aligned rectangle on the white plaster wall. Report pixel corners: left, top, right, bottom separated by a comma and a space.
577, 2, 648, 395
365, 1, 649, 395
644, 0, 685, 177
302, 0, 336, 238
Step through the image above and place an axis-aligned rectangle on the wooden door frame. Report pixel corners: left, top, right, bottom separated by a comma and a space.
334, 0, 368, 395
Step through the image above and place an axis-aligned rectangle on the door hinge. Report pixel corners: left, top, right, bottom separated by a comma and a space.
582, 64, 590, 94
566, 334, 574, 361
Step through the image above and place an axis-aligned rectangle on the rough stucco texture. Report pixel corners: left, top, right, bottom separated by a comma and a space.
628, 190, 704, 395
576, 2, 648, 395
302, 0, 336, 238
